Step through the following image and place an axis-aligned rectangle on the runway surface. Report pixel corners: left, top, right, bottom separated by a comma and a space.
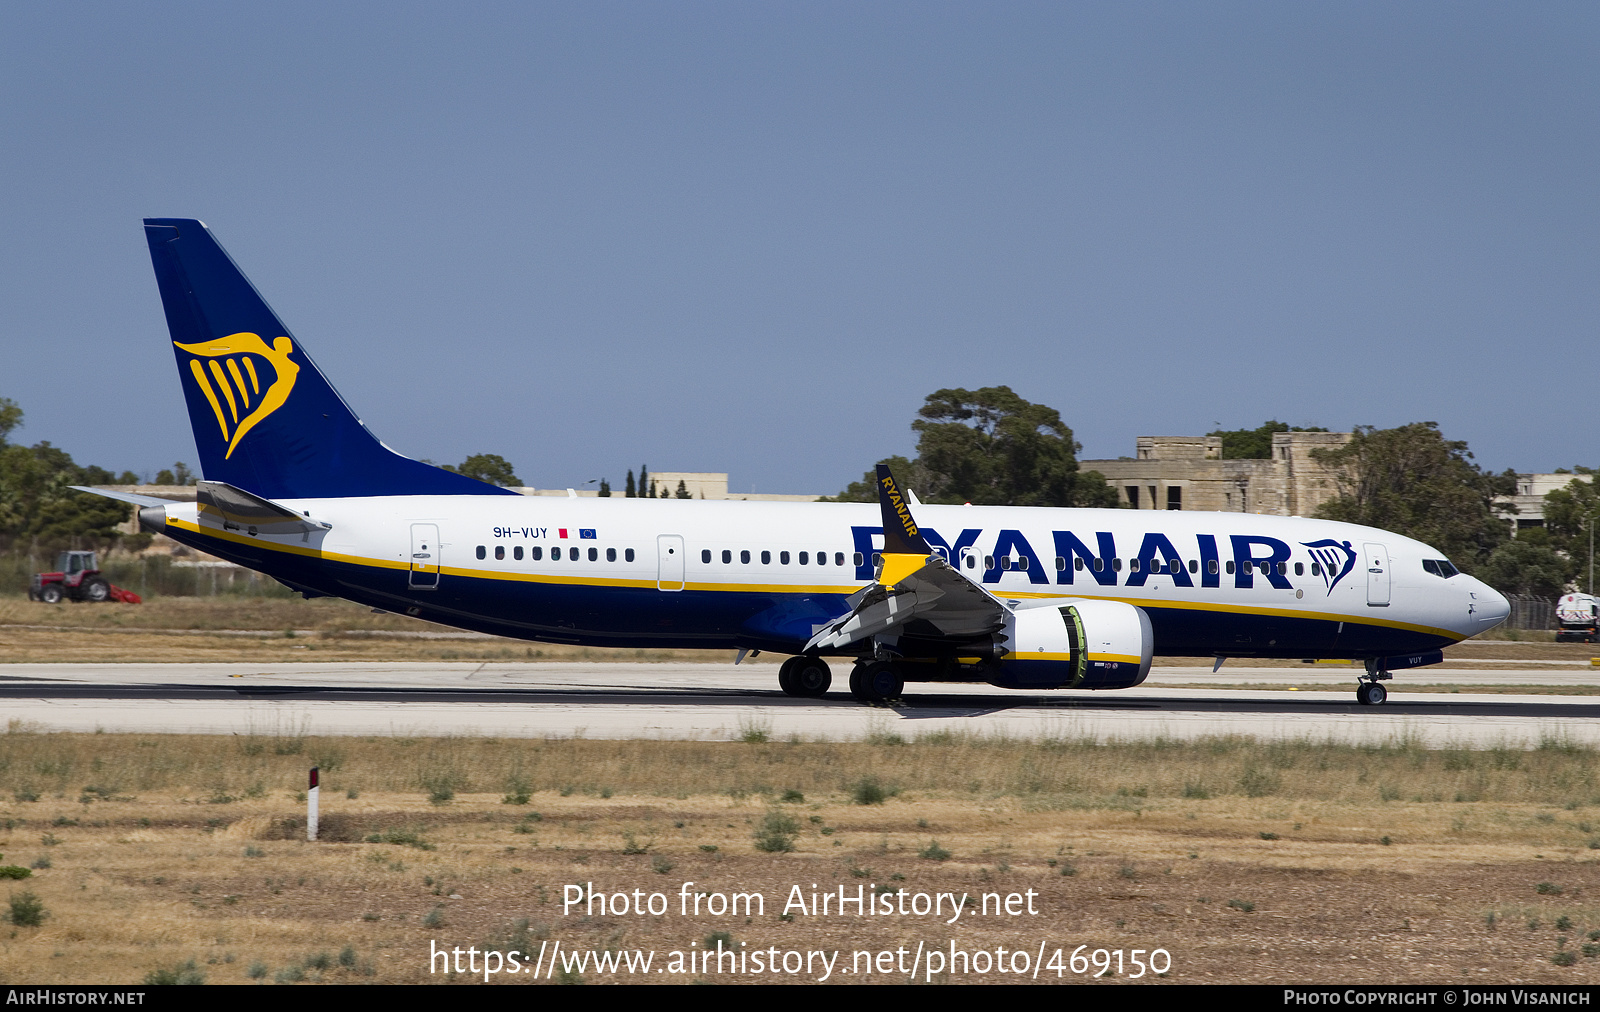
2, 661, 1597, 746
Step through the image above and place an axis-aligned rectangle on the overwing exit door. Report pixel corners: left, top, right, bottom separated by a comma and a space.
657, 535, 684, 591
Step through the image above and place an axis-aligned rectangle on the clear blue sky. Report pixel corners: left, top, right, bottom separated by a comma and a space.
2, 2, 1595, 493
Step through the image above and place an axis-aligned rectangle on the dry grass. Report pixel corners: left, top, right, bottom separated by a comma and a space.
1, 728, 1598, 809
2, 731, 1600, 984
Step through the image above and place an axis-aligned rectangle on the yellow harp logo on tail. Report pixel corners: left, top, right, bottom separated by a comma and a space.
174, 333, 300, 459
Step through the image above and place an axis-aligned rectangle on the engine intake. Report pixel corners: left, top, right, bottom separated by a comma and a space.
989, 598, 1153, 690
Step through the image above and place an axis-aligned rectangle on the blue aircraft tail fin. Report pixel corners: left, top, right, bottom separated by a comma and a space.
143, 218, 513, 499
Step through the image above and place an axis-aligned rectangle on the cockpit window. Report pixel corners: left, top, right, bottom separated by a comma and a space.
1421, 559, 1459, 579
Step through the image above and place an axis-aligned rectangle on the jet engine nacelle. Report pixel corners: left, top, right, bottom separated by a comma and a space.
990, 598, 1153, 690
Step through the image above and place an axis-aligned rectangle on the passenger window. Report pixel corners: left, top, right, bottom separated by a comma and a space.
852, 553, 863, 567
1241, 561, 1253, 575
1312, 562, 1321, 576
608, 548, 617, 562
761, 551, 771, 565
1054, 556, 1065, 571
531, 546, 543, 561
625, 548, 635, 562
984, 556, 994, 570
1277, 562, 1287, 575
780, 551, 790, 565
1226, 560, 1235, 575
722, 550, 732, 564
701, 549, 711, 564
476, 546, 486, 560
799, 552, 808, 565
589, 547, 598, 561
1001, 557, 1012, 571
1112, 558, 1122, 572
1208, 559, 1218, 575
1093, 558, 1104, 572
1075, 558, 1085, 572
741, 550, 751, 564
872, 553, 882, 567
1294, 562, 1303, 576
1189, 559, 1199, 573
495, 546, 505, 561
514, 546, 523, 561
1129, 558, 1140, 573
553, 547, 563, 561
1018, 556, 1028, 571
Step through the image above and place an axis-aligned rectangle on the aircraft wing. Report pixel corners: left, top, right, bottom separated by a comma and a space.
804, 464, 1009, 652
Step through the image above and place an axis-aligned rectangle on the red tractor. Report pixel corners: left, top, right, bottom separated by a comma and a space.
28, 551, 142, 604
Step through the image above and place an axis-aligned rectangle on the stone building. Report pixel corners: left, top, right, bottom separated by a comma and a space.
1081, 431, 1352, 516
519, 472, 821, 502
1499, 472, 1593, 532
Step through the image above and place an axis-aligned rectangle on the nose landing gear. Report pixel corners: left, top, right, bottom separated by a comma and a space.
1356, 659, 1390, 705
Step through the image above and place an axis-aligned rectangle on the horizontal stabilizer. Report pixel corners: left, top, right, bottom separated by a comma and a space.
197, 480, 331, 536
68, 486, 186, 508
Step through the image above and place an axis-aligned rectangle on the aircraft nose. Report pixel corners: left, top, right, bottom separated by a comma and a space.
1470, 579, 1510, 630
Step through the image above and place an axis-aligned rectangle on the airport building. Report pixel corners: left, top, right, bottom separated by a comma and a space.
518, 472, 821, 502
1498, 472, 1593, 532
1081, 431, 1352, 516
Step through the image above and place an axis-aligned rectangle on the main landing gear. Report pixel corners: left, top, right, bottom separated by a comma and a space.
777, 656, 832, 698
848, 661, 904, 703
1356, 659, 1390, 706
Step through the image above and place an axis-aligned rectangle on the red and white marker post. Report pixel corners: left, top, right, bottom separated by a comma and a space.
308, 766, 319, 842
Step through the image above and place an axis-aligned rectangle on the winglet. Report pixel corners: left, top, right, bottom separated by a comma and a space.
875, 463, 933, 586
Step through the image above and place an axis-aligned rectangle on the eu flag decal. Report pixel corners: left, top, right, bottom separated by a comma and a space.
579, 529, 597, 540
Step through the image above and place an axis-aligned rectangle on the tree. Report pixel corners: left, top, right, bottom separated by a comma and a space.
827, 387, 1120, 507
452, 454, 521, 487
675, 479, 692, 500
598, 478, 611, 497
1311, 423, 1514, 573
1543, 468, 1599, 594
0, 441, 131, 551
153, 462, 197, 486
639, 465, 650, 499
1479, 530, 1573, 599
624, 470, 636, 497
1207, 420, 1329, 459
0, 398, 21, 446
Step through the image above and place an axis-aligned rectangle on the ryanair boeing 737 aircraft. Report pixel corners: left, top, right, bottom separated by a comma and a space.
78, 219, 1511, 706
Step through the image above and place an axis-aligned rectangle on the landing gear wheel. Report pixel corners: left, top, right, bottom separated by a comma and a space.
1356, 681, 1387, 706
849, 661, 903, 703
778, 656, 805, 696
39, 585, 62, 604
790, 658, 831, 697
83, 579, 110, 603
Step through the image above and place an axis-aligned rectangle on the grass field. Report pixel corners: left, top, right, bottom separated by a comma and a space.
2, 730, 1600, 984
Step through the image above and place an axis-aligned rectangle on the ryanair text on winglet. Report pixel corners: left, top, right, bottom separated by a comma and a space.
880, 476, 918, 540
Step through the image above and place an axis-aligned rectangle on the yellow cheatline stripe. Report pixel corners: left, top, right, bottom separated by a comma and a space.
163, 518, 1463, 639
188, 359, 230, 440
878, 552, 927, 587
226, 358, 252, 408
